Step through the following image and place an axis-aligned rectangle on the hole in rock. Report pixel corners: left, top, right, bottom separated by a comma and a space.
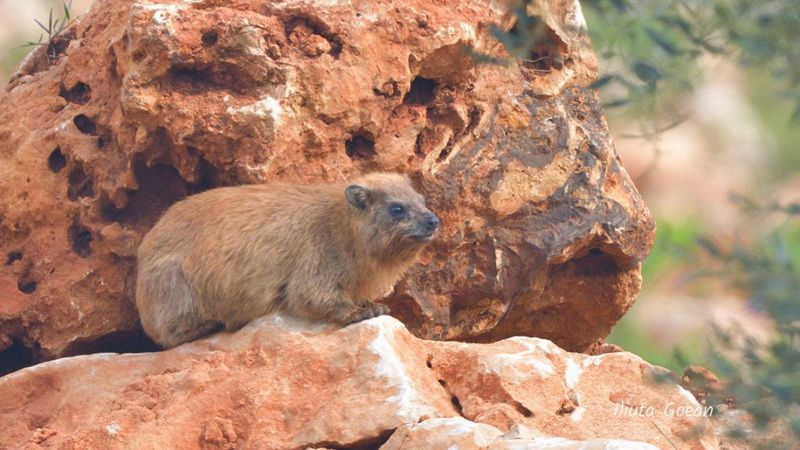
46, 27, 76, 61
17, 270, 37, 294
307, 427, 395, 450
507, 17, 567, 75
62, 330, 161, 358
402, 76, 437, 106
185, 148, 219, 194
108, 47, 119, 79
170, 67, 210, 85
0, 339, 35, 377
575, 247, 622, 276
413, 132, 426, 157
467, 107, 482, 133
124, 159, 203, 228
526, 45, 560, 72
451, 395, 463, 414
166, 65, 239, 94
58, 82, 91, 105
97, 136, 106, 149
67, 165, 94, 200
99, 155, 220, 229
68, 221, 93, 258
201, 30, 218, 47
73, 114, 97, 136
426, 355, 433, 368
47, 147, 67, 172
436, 138, 453, 162
556, 403, 575, 415
515, 402, 534, 417
347, 428, 395, 450
345, 133, 376, 161
100, 198, 126, 223
6, 251, 23, 265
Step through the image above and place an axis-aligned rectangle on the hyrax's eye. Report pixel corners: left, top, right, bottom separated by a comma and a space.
389, 203, 406, 218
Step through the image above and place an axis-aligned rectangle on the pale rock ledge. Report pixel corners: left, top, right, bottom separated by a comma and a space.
0, 315, 717, 449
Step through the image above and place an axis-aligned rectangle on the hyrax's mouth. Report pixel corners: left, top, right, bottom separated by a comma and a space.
409, 230, 436, 242
408, 212, 439, 242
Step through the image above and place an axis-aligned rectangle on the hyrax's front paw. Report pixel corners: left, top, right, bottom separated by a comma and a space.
344, 304, 391, 324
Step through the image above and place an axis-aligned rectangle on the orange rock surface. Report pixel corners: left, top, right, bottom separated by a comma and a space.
0, 316, 716, 449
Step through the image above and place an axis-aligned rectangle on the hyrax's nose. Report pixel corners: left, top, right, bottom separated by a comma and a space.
424, 212, 440, 232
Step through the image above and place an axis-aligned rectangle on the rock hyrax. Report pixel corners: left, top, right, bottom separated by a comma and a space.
135, 172, 440, 347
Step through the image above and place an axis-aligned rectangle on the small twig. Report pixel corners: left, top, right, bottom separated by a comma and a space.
649, 419, 679, 450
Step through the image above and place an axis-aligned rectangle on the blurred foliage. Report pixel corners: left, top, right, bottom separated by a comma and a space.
743, 70, 800, 178
640, 218, 704, 286
606, 304, 705, 372
615, 202, 800, 443
487, 0, 800, 127
583, 0, 800, 121
2, 43, 32, 78
698, 199, 800, 444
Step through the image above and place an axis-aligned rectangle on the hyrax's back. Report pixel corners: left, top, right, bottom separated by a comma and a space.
137, 184, 335, 346
135, 174, 439, 348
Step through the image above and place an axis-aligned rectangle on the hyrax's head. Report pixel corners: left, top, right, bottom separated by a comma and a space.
345, 173, 439, 256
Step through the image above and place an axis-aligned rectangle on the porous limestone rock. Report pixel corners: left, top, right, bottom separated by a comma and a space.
0, 0, 654, 369
0, 316, 717, 449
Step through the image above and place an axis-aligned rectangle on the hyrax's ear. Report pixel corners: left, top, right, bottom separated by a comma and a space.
345, 184, 372, 210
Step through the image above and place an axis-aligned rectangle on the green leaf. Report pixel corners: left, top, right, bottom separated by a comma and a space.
791, 416, 800, 437
609, 0, 631, 12
591, 74, 615, 89
698, 39, 727, 55
791, 100, 800, 123
785, 203, 800, 215
603, 98, 630, 108
697, 237, 721, 258
661, 15, 693, 38
644, 26, 680, 55
633, 61, 663, 82
34, 18, 49, 34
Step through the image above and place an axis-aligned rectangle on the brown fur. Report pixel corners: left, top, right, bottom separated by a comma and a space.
135, 173, 439, 347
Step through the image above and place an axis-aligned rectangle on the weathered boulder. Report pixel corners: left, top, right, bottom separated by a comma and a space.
0, 316, 717, 449
0, 0, 654, 368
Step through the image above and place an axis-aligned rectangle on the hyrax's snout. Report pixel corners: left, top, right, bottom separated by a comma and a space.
423, 212, 440, 232
415, 211, 440, 241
